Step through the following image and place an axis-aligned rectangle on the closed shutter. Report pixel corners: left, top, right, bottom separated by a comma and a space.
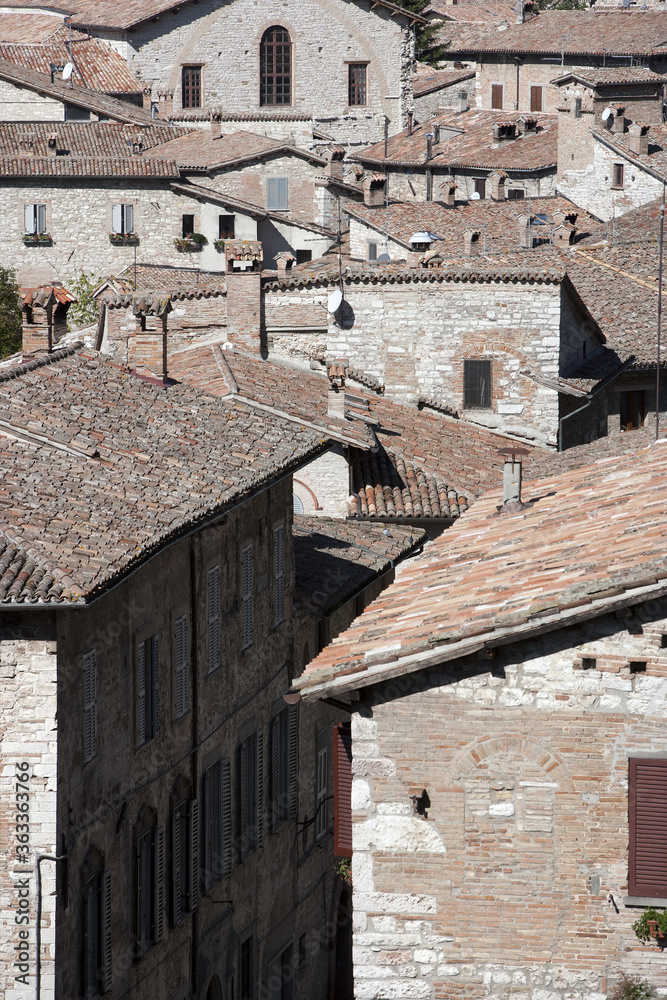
151, 635, 159, 738
221, 758, 232, 877
629, 758, 667, 896
316, 746, 328, 840
124, 203, 134, 235
84, 879, 96, 997
267, 178, 278, 210
271, 715, 281, 832
203, 766, 212, 892
530, 86, 543, 112
273, 525, 285, 627
288, 705, 298, 820
135, 838, 144, 954
83, 649, 96, 763
111, 203, 122, 234
491, 83, 503, 109
101, 869, 112, 993
241, 546, 253, 649
207, 566, 220, 672
172, 807, 182, 926
154, 826, 165, 943
278, 178, 288, 210
188, 798, 198, 911
137, 641, 146, 746
256, 730, 264, 848
36, 204, 46, 233
174, 616, 188, 719
24, 204, 35, 234
334, 723, 353, 857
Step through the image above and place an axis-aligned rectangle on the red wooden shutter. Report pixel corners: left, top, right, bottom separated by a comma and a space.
629, 758, 667, 897
334, 723, 353, 858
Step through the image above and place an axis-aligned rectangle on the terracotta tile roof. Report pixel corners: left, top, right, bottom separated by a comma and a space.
67, 0, 425, 30
0, 537, 64, 604
293, 515, 425, 617
0, 155, 179, 177
0, 26, 142, 94
591, 121, 667, 183
0, 121, 184, 158
0, 348, 328, 604
0, 11, 71, 43
104, 263, 227, 294
346, 196, 591, 253
170, 111, 313, 124
295, 437, 667, 697
349, 446, 469, 520
0, 58, 158, 125
146, 130, 324, 171
551, 67, 667, 87
356, 108, 557, 171
427, 0, 517, 23
437, 10, 667, 55
413, 65, 476, 98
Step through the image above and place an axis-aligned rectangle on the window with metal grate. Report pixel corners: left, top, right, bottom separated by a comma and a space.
463, 359, 492, 409
260, 26, 291, 106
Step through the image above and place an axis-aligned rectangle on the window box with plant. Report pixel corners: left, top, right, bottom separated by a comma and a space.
23, 232, 53, 246
632, 906, 667, 944
174, 233, 208, 252
109, 232, 139, 246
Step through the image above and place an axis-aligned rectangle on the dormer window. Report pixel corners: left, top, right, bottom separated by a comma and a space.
260, 26, 291, 106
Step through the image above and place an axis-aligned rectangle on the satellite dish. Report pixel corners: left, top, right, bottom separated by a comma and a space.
62, 62, 73, 80
601, 107, 614, 128
328, 288, 343, 313
376, 253, 391, 262
470, 191, 481, 200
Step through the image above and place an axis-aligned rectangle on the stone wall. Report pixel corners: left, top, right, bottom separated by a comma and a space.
0, 78, 65, 121
377, 166, 556, 206
350, 597, 667, 1000
101, 293, 229, 358
295, 445, 351, 518
0, 623, 58, 1000
114, 0, 413, 147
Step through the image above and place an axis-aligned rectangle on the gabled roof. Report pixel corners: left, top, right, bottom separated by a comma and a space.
294, 438, 667, 698
413, 66, 476, 98
0, 347, 327, 604
349, 446, 469, 520
551, 67, 667, 88
146, 129, 325, 172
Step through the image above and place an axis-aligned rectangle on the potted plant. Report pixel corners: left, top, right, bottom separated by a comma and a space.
109, 232, 139, 246
632, 906, 667, 943
23, 232, 52, 246
174, 232, 208, 252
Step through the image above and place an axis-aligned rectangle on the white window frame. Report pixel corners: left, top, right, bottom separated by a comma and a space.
111, 203, 134, 235
267, 177, 289, 211
24, 203, 47, 234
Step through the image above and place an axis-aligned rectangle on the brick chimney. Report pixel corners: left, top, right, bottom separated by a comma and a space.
517, 116, 537, 135
612, 106, 626, 134
517, 212, 532, 248
552, 222, 576, 246
275, 251, 296, 274
324, 145, 345, 179
46, 133, 57, 158
441, 176, 456, 207
130, 295, 173, 382
225, 240, 264, 355
327, 359, 348, 419
492, 122, 517, 147
21, 286, 74, 356
463, 229, 480, 255
210, 112, 222, 140
157, 90, 174, 119
407, 109, 414, 136
488, 169, 507, 201
456, 89, 468, 114
628, 121, 650, 156
142, 87, 152, 112
363, 173, 387, 207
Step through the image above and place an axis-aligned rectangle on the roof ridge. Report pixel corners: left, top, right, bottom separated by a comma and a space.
0, 343, 83, 383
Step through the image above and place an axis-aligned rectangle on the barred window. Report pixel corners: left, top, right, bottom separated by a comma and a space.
463, 359, 492, 409
260, 26, 291, 106
348, 64, 367, 106
182, 66, 201, 109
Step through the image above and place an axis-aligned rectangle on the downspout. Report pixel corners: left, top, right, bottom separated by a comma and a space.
36, 854, 67, 1000
189, 535, 200, 1000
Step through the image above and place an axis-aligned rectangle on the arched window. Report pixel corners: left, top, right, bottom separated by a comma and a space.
260, 26, 291, 106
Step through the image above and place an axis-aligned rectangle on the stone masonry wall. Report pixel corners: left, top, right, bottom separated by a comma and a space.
118, 0, 412, 146
351, 597, 667, 1000
0, 624, 58, 1000
0, 79, 65, 121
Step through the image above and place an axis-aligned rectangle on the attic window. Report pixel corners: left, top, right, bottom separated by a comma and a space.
612, 163, 624, 189
64, 103, 90, 121
574, 97, 582, 119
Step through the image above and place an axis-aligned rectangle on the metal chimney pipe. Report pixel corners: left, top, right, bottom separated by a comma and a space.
408, 109, 414, 136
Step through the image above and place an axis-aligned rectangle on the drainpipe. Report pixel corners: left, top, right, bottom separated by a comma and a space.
514, 57, 522, 111
36, 854, 67, 1000
425, 132, 434, 202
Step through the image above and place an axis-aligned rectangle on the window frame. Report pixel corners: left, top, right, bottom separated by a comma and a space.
111, 203, 134, 236
82, 863, 112, 997
267, 177, 289, 212
181, 64, 202, 110
271, 703, 298, 831
260, 25, 292, 107
316, 744, 328, 842
348, 63, 368, 107
273, 524, 285, 627
612, 162, 625, 189
239, 929, 256, 1000
368, 241, 378, 261
206, 565, 220, 674
135, 812, 164, 958
491, 82, 504, 110
529, 85, 543, 113
171, 792, 198, 925
463, 358, 492, 410
239, 729, 263, 859
24, 203, 47, 235
173, 614, 188, 720
629, 757, 667, 898
202, 757, 231, 893
137, 634, 159, 747
241, 544, 254, 650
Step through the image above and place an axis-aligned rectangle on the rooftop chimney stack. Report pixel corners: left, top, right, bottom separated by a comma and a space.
457, 89, 468, 114
463, 228, 480, 256
224, 240, 264, 355
612, 106, 626, 134
489, 169, 507, 201
130, 295, 173, 383
363, 173, 387, 207
157, 90, 174, 120
327, 359, 348, 419
499, 447, 530, 508
628, 121, 650, 156
433, 124, 441, 144
407, 109, 414, 136
516, 0, 525, 23
210, 112, 222, 139
441, 176, 456, 207
275, 251, 296, 274
142, 86, 152, 111
46, 133, 57, 158
324, 145, 345, 179
517, 212, 532, 248
21, 286, 75, 356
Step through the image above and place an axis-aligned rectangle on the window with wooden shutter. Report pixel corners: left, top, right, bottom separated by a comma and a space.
241, 545, 253, 649
273, 525, 285, 627
137, 641, 146, 746
137, 635, 158, 746
271, 708, 291, 830
172, 802, 184, 926
203, 760, 222, 891
174, 616, 188, 719
629, 758, 667, 897
24, 203, 47, 234
334, 723, 353, 857
260, 25, 291, 106
83, 865, 111, 997
530, 86, 543, 112
316, 746, 328, 841
101, 869, 112, 993
240, 933, 255, 1000
83, 649, 96, 764
187, 798, 198, 912
154, 826, 165, 943
207, 566, 220, 673
239, 731, 263, 856
288, 705, 298, 820
491, 83, 503, 109
112, 203, 133, 235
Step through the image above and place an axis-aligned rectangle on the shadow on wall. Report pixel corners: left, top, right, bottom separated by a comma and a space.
258, 219, 295, 269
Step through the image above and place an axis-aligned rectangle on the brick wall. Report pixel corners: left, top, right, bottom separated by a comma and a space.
295, 445, 351, 518
350, 597, 667, 1000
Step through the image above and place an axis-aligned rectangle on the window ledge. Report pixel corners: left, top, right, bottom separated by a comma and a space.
624, 896, 667, 907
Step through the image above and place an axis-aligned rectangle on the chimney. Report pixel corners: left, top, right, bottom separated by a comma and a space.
433, 124, 441, 144
612, 106, 626, 134
363, 173, 387, 207
552, 222, 576, 246
210, 113, 222, 139
327, 359, 348, 419
131, 134, 143, 155
492, 122, 517, 147
499, 447, 530, 507
628, 121, 650, 156
21, 287, 55, 355
408, 109, 414, 136
19, 131, 35, 155
515, 0, 525, 22
275, 251, 296, 273
516, 116, 537, 135
441, 176, 456, 207
142, 86, 152, 111
324, 145, 345, 179
517, 212, 531, 248
157, 90, 174, 120
488, 169, 507, 201
224, 240, 264, 355
130, 295, 172, 383
463, 229, 480, 256
46, 133, 57, 158
456, 89, 468, 114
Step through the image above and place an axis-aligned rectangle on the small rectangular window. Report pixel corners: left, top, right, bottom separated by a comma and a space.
218, 214, 235, 239
530, 85, 543, 113
574, 97, 582, 118
137, 635, 159, 746
182, 214, 195, 238
463, 358, 492, 409
83, 649, 96, 764
474, 178, 486, 200
629, 661, 647, 674
273, 525, 285, 627
241, 545, 253, 649
172, 798, 198, 925
491, 83, 503, 109
368, 242, 378, 261
182, 66, 201, 109
239, 730, 263, 857
82, 868, 111, 998
507, 188, 525, 200
174, 616, 188, 720
620, 389, 646, 431
267, 177, 288, 211
296, 249, 312, 264
64, 102, 90, 121
348, 63, 367, 106
207, 566, 220, 673
111, 203, 134, 235
612, 162, 624, 189
581, 657, 597, 670
271, 704, 298, 831
24, 203, 47, 234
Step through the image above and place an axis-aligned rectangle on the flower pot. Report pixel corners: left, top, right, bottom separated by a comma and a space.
174, 239, 204, 252
110, 234, 139, 246
23, 234, 52, 247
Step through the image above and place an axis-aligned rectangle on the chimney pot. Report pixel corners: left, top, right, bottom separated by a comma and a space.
327, 358, 349, 419
363, 174, 387, 207
46, 133, 57, 157
142, 86, 152, 111
456, 89, 468, 114
463, 229, 480, 255
628, 121, 650, 156
499, 448, 530, 506
407, 109, 414, 136
210, 113, 222, 139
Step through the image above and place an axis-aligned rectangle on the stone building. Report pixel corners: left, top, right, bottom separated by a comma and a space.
294, 438, 667, 1000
